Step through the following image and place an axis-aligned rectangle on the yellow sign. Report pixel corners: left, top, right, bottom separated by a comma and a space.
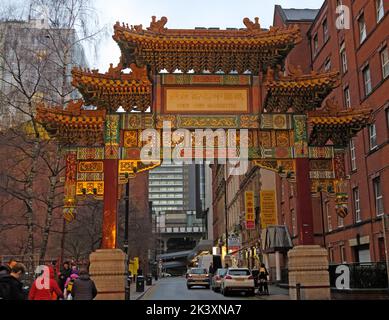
260, 190, 277, 228
129, 257, 139, 275
165, 88, 249, 113
245, 191, 255, 230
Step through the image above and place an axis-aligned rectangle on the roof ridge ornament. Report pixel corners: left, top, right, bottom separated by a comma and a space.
148, 16, 168, 33
243, 17, 261, 32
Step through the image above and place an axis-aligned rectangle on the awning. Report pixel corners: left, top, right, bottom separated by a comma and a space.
261, 225, 293, 253
187, 240, 213, 262
162, 261, 187, 269
157, 250, 192, 261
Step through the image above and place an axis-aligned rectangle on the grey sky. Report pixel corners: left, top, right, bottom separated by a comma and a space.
92, 0, 324, 71
0, 0, 324, 70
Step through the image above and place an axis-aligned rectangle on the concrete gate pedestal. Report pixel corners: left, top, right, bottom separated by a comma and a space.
89, 249, 126, 300
288, 245, 330, 300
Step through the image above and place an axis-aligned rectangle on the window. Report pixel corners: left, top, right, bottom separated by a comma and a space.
340, 42, 348, 73
359, 15, 367, 43
369, 123, 377, 150
323, 19, 329, 42
324, 58, 331, 72
338, 213, 344, 228
381, 48, 389, 79
350, 139, 356, 170
313, 34, 318, 54
344, 87, 351, 108
353, 187, 361, 222
373, 177, 384, 216
329, 248, 334, 263
340, 245, 347, 263
363, 66, 372, 96
376, 0, 385, 23
326, 201, 332, 232
379, 238, 386, 262
355, 245, 371, 263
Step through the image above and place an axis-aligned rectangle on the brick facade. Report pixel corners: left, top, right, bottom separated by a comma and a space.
274, 0, 389, 264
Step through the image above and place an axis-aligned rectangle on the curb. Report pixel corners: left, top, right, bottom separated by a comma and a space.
134, 284, 155, 300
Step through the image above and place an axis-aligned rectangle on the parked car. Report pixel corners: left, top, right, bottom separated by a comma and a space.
186, 268, 210, 289
161, 272, 172, 277
220, 268, 255, 296
211, 268, 227, 292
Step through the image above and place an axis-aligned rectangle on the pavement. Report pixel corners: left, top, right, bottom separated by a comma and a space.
139, 276, 290, 300
130, 280, 156, 300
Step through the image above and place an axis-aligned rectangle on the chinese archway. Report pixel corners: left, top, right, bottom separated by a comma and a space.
36, 17, 371, 296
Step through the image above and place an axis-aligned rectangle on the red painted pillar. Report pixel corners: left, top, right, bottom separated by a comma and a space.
295, 158, 315, 245
101, 159, 119, 249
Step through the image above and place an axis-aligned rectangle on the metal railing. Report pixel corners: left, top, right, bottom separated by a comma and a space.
329, 262, 388, 289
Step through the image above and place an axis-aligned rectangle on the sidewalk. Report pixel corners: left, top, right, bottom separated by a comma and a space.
129, 281, 155, 300
255, 285, 290, 300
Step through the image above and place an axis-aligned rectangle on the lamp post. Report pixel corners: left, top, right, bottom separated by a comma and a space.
124, 172, 130, 301
223, 177, 229, 255
318, 186, 327, 249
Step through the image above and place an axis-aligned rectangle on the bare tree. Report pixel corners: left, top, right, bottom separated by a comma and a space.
0, 0, 106, 267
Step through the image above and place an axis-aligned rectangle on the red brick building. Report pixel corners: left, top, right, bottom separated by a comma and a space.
274, 0, 389, 264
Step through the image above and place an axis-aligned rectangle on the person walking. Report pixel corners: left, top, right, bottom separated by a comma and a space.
0, 263, 27, 300
64, 272, 79, 300
71, 269, 98, 300
258, 263, 269, 295
208, 262, 215, 276
28, 266, 63, 300
58, 261, 72, 292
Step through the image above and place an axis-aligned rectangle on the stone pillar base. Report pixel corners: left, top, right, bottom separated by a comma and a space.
288, 245, 330, 300
89, 249, 126, 300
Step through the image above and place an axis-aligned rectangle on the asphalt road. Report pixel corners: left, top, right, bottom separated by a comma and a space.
141, 276, 262, 300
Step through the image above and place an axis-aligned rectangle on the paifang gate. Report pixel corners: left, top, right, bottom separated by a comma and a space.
36, 16, 372, 252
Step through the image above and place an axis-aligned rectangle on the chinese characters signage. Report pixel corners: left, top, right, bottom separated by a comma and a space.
245, 191, 255, 230
260, 190, 277, 228
165, 88, 249, 113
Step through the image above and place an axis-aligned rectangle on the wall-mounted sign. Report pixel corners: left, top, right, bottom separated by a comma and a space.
260, 190, 277, 228
165, 88, 249, 113
245, 191, 255, 230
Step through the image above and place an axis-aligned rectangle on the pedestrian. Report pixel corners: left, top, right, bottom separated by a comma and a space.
224, 263, 229, 269
58, 261, 72, 292
258, 263, 269, 295
208, 262, 215, 276
0, 262, 27, 300
28, 266, 63, 300
71, 269, 98, 300
64, 272, 79, 300
0, 264, 10, 277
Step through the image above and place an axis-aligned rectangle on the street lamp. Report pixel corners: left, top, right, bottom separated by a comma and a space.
223, 177, 229, 255
124, 168, 137, 301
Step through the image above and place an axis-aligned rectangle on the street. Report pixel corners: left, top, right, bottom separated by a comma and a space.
140, 277, 289, 300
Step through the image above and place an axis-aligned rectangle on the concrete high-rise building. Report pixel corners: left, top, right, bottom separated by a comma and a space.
0, 18, 87, 129
149, 163, 205, 213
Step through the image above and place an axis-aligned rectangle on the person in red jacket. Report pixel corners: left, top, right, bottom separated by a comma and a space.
28, 266, 63, 300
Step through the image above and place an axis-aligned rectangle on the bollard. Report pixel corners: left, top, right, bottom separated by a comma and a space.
296, 283, 301, 300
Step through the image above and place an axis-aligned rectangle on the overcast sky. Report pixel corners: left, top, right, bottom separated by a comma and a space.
1, 0, 324, 70
92, 0, 324, 71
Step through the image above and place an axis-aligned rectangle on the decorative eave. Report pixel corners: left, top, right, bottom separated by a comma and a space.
307, 100, 372, 147
113, 16, 302, 74
264, 66, 340, 113
71, 63, 152, 113
36, 100, 106, 145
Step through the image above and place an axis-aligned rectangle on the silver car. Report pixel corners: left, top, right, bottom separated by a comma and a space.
211, 268, 227, 292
